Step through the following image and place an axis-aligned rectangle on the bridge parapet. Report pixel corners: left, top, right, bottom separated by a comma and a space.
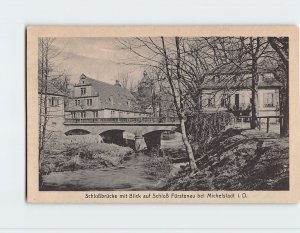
64, 117, 179, 125
63, 119, 180, 151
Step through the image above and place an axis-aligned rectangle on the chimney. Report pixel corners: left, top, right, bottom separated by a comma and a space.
115, 80, 121, 87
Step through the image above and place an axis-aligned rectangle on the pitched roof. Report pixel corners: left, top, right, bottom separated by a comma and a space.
200, 73, 282, 90
38, 79, 65, 96
70, 74, 144, 113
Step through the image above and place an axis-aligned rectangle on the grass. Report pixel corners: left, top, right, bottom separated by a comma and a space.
143, 156, 172, 179
165, 128, 289, 191
40, 133, 134, 175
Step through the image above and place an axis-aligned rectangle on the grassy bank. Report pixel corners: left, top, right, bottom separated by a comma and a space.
40, 134, 134, 175
165, 128, 289, 191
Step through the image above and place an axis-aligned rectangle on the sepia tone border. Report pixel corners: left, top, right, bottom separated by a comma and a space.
27, 26, 300, 203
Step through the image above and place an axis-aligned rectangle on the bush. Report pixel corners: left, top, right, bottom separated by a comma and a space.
144, 156, 172, 179
40, 138, 134, 175
186, 111, 234, 154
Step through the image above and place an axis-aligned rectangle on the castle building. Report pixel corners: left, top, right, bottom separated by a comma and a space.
65, 74, 149, 121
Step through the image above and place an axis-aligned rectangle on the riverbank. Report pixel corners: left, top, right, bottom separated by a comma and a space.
41, 128, 288, 191
165, 128, 289, 191
40, 133, 181, 191
40, 133, 134, 176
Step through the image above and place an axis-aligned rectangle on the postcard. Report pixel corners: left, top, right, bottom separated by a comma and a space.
27, 26, 300, 203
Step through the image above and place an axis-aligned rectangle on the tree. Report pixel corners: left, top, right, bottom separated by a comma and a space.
120, 37, 204, 172
205, 37, 274, 129
268, 37, 289, 136
242, 37, 270, 129
38, 38, 70, 185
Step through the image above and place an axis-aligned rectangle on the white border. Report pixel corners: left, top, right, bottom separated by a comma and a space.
1, 0, 300, 231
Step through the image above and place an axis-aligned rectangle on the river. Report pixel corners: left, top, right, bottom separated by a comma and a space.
42, 133, 184, 191
42, 153, 162, 191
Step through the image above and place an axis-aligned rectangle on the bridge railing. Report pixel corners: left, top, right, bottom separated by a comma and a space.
64, 117, 179, 124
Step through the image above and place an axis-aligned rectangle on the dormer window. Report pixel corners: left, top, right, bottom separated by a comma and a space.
212, 75, 220, 83
81, 87, 86, 95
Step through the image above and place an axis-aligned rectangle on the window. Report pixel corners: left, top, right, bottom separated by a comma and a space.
75, 99, 80, 106
71, 112, 76, 118
127, 100, 131, 107
203, 94, 215, 107
81, 87, 86, 95
111, 110, 115, 117
48, 97, 59, 107
208, 96, 215, 107
263, 93, 274, 107
93, 111, 98, 118
80, 111, 86, 118
87, 99, 92, 106
213, 75, 220, 83
221, 94, 230, 108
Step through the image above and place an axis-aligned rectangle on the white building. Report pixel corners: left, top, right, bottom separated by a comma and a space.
38, 81, 66, 132
200, 73, 282, 120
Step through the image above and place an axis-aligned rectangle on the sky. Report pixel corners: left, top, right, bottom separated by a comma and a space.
53, 37, 145, 85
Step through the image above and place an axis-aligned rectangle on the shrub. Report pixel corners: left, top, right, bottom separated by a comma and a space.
186, 111, 234, 154
144, 156, 172, 179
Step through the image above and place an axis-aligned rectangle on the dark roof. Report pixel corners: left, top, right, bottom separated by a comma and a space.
69, 74, 144, 113
207, 63, 250, 75
38, 79, 65, 96
206, 62, 277, 75
200, 73, 282, 90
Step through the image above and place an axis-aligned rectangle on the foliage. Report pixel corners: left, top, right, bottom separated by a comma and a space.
186, 111, 235, 154
166, 128, 289, 191
144, 156, 172, 179
40, 137, 134, 176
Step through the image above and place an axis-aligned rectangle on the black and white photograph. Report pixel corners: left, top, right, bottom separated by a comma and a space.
26, 26, 299, 203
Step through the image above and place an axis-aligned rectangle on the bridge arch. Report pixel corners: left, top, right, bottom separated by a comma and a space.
65, 129, 91, 136
99, 129, 136, 149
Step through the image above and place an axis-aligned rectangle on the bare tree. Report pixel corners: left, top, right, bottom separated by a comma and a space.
120, 37, 202, 172
268, 37, 289, 136
38, 38, 70, 185
205, 37, 275, 129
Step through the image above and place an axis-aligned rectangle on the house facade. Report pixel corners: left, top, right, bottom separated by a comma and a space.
38, 82, 66, 132
200, 73, 282, 120
65, 74, 149, 121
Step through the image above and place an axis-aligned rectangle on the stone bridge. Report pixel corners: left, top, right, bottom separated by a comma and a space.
63, 117, 180, 151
